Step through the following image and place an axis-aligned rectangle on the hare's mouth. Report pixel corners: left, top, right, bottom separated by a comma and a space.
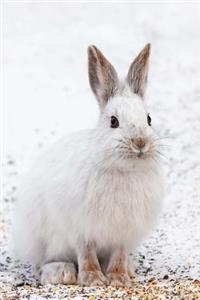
118, 150, 149, 161
114, 140, 157, 161
136, 150, 144, 158
117, 146, 157, 161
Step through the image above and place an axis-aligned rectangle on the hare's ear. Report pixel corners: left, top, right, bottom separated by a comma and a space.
127, 43, 151, 99
88, 45, 119, 110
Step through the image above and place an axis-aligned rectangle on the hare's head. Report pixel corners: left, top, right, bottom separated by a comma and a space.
88, 44, 160, 168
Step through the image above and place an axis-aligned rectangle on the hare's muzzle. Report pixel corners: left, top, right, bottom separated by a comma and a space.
131, 137, 150, 157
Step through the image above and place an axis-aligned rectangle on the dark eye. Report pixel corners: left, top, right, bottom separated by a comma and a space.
110, 116, 119, 128
147, 114, 151, 126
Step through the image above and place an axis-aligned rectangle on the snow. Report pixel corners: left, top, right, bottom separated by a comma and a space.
1, 2, 200, 298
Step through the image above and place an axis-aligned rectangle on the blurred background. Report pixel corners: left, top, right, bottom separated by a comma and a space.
2, 1, 200, 290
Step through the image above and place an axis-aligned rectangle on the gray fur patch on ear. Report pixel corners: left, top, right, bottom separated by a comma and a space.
88, 47, 101, 96
88, 45, 119, 109
127, 43, 151, 99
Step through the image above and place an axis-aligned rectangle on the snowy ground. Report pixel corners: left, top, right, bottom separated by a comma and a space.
1, 2, 200, 299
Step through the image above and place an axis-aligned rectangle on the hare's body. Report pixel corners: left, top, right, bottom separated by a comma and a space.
13, 44, 164, 286
14, 129, 163, 267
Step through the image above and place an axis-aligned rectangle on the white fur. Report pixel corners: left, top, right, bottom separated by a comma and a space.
12, 84, 164, 270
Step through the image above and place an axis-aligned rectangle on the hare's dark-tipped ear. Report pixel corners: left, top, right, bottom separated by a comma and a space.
88, 45, 119, 110
127, 43, 151, 99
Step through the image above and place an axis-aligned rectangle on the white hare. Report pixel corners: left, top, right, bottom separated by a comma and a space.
12, 44, 164, 287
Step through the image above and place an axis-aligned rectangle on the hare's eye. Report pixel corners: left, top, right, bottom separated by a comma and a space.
110, 116, 119, 128
147, 114, 151, 126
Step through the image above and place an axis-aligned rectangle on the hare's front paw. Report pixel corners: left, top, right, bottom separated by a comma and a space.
106, 248, 134, 287
106, 271, 132, 287
78, 270, 107, 286
78, 241, 108, 286
40, 262, 77, 285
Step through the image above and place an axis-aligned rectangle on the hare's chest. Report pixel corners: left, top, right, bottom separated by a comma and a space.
84, 168, 163, 245
86, 169, 159, 209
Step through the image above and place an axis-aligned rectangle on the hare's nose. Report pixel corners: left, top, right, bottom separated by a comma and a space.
133, 137, 146, 150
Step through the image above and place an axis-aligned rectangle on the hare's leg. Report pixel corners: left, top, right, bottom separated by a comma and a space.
106, 247, 133, 287
39, 262, 77, 285
78, 241, 107, 286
